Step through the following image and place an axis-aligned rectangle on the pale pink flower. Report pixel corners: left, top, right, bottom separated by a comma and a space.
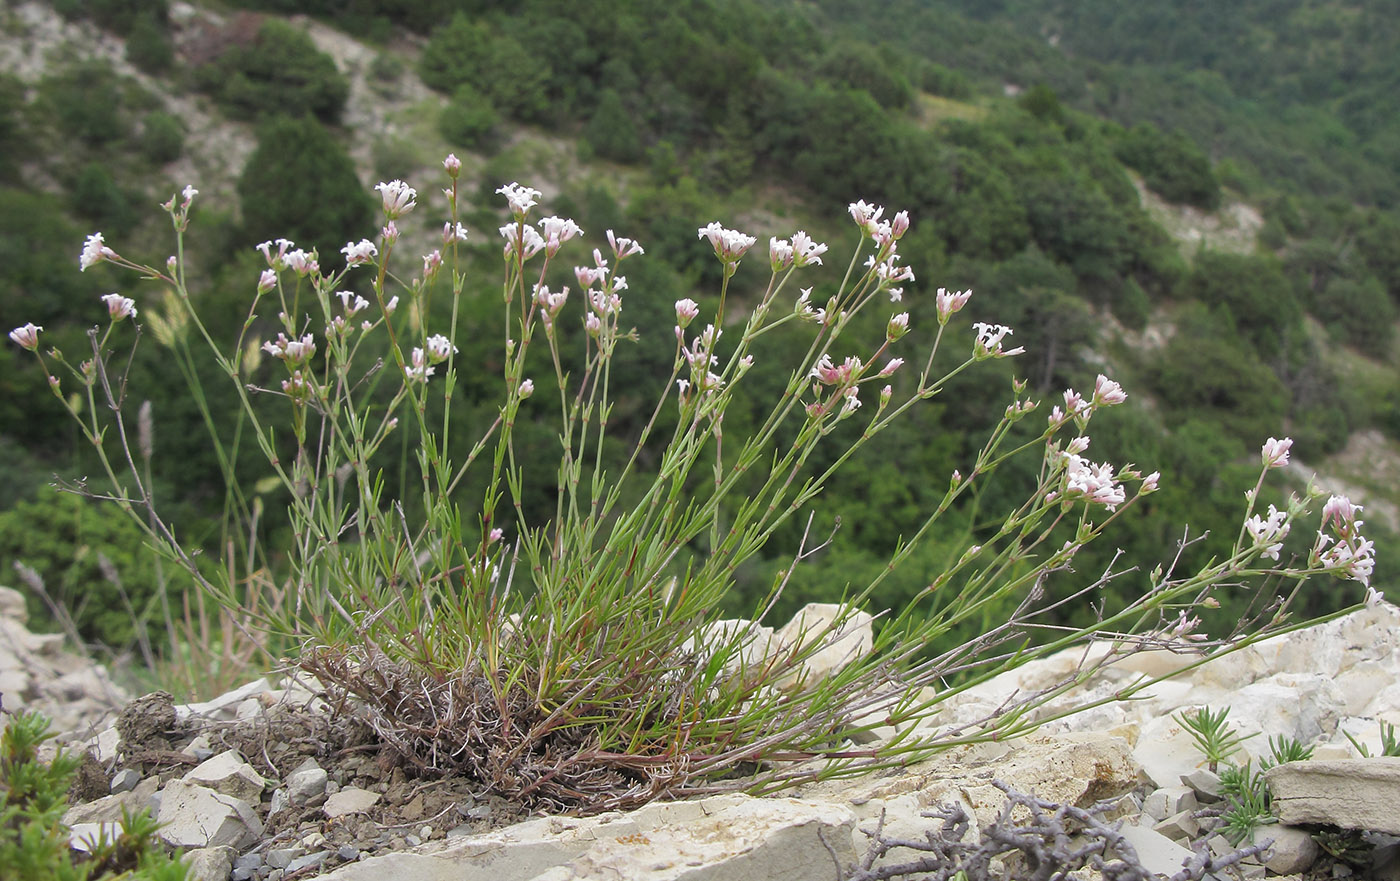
791, 231, 827, 267
1319, 537, 1375, 587
935, 288, 972, 324
180, 185, 198, 208
890, 210, 910, 239
769, 237, 795, 271
422, 250, 442, 280
281, 369, 313, 401
848, 200, 884, 236
810, 354, 863, 386
497, 182, 542, 216
1063, 454, 1126, 510
263, 333, 316, 365
1365, 586, 1384, 607
538, 216, 583, 256
425, 334, 456, 363
607, 229, 644, 259
487, 527, 503, 544
535, 285, 570, 317
1092, 375, 1127, 407
584, 313, 602, 336
879, 384, 893, 407
1261, 437, 1293, 469
878, 358, 904, 378
1321, 494, 1364, 535
385, 295, 400, 315
1142, 471, 1161, 493
256, 238, 295, 268
518, 378, 535, 398
8, 323, 41, 350
840, 386, 861, 416
1245, 504, 1290, 561
443, 153, 461, 177
973, 322, 1025, 358
887, 312, 909, 340
405, 347, 434, 383
500, 223, 545, 260
443, 222, 470, 244
342, 239, 378, 266
675, 298, 700, 328
257, 269, 277, 294
284, 249, 318, 275
1066, 436, 1090, 455
101, 293, 137, 321
382, 221, 400, 244
80, 233, 116, 271
697, 222, 756, 264
575, 264, 607, 289
337, 291, 371, 316
373, 181, 414, 219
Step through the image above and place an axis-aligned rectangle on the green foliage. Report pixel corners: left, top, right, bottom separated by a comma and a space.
237, 115, 374, 256
419, 14, 551, 122
0, 493, 162, 648
138, 111, 184, 165
69, 163, 136, 231
40, 62, 128, 148
817, 41, 913, 110
53, 0, 168, 35
437, 87, 499, 151
584, 89, 644, 163
1150, 325, 1289, 444
0, 711, 189, 881
195, 20, 348, 124
1315, 276, 1395, 358
1115, 123, 1220, 209
124, 12, 174, 74
1180, 252, 1299, 359
1346, 720, 1400, 757
1177, 706, 1253, 771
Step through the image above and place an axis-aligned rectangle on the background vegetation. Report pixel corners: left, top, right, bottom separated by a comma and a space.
1, 0, 1395, 688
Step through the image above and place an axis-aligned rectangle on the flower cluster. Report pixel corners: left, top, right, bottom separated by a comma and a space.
698, 222, 757, 271
1245, 504, 1291, 561
1313, 493, 1376, 586
972, 322, 1025, 359
262, 333, 317, 365
769, 231, 828, 271
1048, 375, 1127, 429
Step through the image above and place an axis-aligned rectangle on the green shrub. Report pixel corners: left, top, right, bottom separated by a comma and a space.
69, 163, 135, 230
195, 20, 348, 124
125, 11, 173, 74
583, 89, 643, 163
41, 63, 128, 148
0, 493, 161, 649
419, 14, 550, 122
139, 111, 184, 164
437, 87, 499, 151
0, 710, 189, 881
237, 115, 373, 257
1116, 123, 1221, 210
1316, 276, 1395, 358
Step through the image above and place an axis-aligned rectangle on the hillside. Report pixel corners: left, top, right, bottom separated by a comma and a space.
0, 0, 1394, 669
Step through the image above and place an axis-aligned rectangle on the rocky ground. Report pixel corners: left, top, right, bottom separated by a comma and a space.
4, 581, 1400, 880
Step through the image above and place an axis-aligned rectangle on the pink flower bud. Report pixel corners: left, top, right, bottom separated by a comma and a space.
100, 293, 137, 321
1261, 437, 1292, 469
375, 180, 417, 219
518, 378, 534, 398
675, 298, 700, 328
443, 154, 461, 177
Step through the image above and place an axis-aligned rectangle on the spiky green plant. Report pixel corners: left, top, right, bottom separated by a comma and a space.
0, 710, 188, 881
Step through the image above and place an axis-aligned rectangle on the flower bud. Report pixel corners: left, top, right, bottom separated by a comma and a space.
443, 153, 461, 177
101, 293, 137, 321
9, 323, 43, 351
519, 378, 535, 399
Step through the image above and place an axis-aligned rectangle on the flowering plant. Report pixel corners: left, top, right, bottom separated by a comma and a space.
10, 160, 1377, 813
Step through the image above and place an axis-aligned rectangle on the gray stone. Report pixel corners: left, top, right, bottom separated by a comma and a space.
109, 767, 141, 794
773, 602, 874, 687
323, 787, 382, 818
184, 748, 268, 802
1152, 809, 1200, 841
267, 848, 305, 869
1266, 758, 1400, 833
65, 776, 160, 825
286, 851, 332, 874
337, 845, 361, 862
286, 758, 329, 806
157, 779, 263, 850
183, 846, 236, 881
1115, 825, 1196, 877
1255, 825, 1320, 875
1143, 785, 1197, 821
1182, 767, 1222, 801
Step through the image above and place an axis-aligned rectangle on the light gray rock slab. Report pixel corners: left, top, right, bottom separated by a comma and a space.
183, 846, 236, 881
1255, 825, 1320, 875
287, 758, 329, 806
1115, 825, 1196, 878
1266, 758, 1400, 833
183, 748, 268, 802
320, 794, 856, 881
157, 779, 263, 850
323, 787, 382, 818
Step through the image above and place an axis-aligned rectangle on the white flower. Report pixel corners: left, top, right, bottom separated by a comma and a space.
1261, 437, 1293, 469
697, 222, 756, 264
848, 200, 884, 235
443, 222, 469, 244
538, 216, 583, 256
972, 322, 1025, 359
425, 334, 456, 364
405, 347, 435, 383
500, 223, 545, 260
518, 378, 534, 398
80, 233, 115, 271
1062, 454, 1126, 510
257, 269, 277, 294
1244, 504, 1290, 561
769, 237, 794, 271
607, 229, 645, 259
375, 180, 417, 218
8, 323, 41, 350
100, 293, 137, 321
936, 288, 972, 324
790, 230, 827, 267
497, 182, 542, 216
887, 312, 909, 340
384, 295, 400, 315
341, 239, 378, 266
675, 298, 700, 328
284, 249, 317, 275
1092, 375, 1127, 407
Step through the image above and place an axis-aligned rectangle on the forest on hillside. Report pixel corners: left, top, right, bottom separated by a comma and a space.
0, 0, 1395, 677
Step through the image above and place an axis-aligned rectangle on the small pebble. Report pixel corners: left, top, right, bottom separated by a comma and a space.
336, 845, 360, 862
405, 834, 422, 847
109, 768, 141, 794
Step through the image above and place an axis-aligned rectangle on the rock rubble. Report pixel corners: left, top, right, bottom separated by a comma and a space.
5, 583, 1400, 879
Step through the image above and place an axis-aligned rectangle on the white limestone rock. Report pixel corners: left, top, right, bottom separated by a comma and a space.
323, 786, 382, 819
1266, 757, 1400, 834
157, 779, 263, 850
183, 749, 268, 803
773, 603, 874, 688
